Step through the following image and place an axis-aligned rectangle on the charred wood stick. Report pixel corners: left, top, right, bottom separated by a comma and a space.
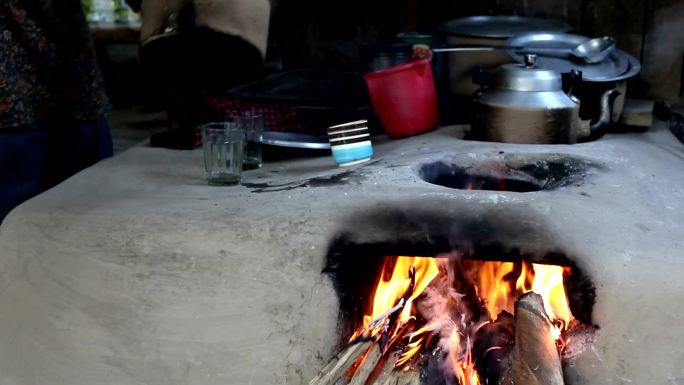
381, 369, 421, 385
473, 311, 514, 385
309, 341, 373, 385
368, 352, 399, 385
349, 344, 383, 385
333, 362, 358, 385
352, 299, 405, 344
380, 267, 416, 349
561, 321, 598, 364
503, 292, 564, 385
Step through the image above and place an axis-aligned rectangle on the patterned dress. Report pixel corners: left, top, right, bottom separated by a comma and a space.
0, 0, 109, 129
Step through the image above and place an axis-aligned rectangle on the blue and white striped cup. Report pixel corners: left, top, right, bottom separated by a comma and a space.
328, 120, 373, 166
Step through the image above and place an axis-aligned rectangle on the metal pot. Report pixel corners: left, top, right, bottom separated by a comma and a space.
471, 55, 619, 144
505, 32, 641, 126
438, 16, 571, 97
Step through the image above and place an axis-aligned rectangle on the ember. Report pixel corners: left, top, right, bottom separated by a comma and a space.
311, 253, 595, 385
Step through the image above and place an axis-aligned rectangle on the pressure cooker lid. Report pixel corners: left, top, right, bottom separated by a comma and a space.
496, 55, 563, 91
506, 32, 642, 81
439, 16, 571, 39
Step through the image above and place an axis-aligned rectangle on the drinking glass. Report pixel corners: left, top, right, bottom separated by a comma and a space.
201, 123, 245, 185
241, 113, 264, 170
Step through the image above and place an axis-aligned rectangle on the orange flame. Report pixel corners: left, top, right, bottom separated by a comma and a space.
476, 262, 572, 336
516, 262, 532, 292
529, 264, 572, 338
449, 330, 481, 385
477, 262, 516, 319
353, 257, 574, 384
396, 338, 424, 367
353, 256, 439, 341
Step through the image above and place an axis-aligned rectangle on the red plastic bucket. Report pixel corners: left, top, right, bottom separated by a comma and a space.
364, 58, 439, 138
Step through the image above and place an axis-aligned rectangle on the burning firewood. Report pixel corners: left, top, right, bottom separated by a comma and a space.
380, 369, 421, 385
367, 351, 399, 385
314, 256, 584, 385
349, 344, 383, 385
561, 321, 598, 364
473, 311, 515, 385
500, 292, 564, 385
309, 341, 373, 385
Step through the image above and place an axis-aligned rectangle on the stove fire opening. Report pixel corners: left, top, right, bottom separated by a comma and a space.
316, 245, 596, 385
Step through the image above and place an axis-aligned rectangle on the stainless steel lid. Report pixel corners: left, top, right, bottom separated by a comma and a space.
439, 16, 571, 39
261, 132, 330, 149
496, 54, 563, 91
506, 32, 641, 82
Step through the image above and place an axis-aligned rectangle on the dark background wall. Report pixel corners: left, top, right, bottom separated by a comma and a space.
267, 0, 684, 103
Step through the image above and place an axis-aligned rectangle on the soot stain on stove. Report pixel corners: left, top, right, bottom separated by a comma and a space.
243, 170, 365, 193
419, 153, 605, 192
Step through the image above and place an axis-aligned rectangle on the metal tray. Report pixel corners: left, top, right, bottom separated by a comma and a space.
261, 131, 330, 150
506, 33, 640, 82
439, 16, 571, 39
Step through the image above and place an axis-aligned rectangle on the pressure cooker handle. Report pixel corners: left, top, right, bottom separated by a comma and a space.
472, 65, 496, 87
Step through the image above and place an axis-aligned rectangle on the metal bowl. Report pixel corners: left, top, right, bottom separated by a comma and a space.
506, 32, 641, 82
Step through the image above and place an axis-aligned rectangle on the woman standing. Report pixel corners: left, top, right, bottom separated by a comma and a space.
0, 1, 113, 223
125, 0, 272, 149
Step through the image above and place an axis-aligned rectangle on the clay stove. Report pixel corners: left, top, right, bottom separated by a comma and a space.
312, 154, 600, 385
1, 123, 684, 385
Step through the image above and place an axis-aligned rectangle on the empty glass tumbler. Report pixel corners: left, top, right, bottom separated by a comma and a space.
201, 123, 245, 185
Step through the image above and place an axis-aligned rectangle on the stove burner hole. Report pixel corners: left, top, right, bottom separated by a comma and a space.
418, 153, 600, 192
421, 162, 542, 192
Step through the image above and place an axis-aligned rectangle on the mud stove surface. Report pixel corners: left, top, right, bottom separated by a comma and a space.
0, 123, 682, 385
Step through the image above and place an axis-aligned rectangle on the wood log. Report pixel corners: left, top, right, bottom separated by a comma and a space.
560, 322, 598, 364
309, 341, 373, 385
381, 369, 421, 385
333, 375, 351, 385
502, 292, 564, 385
349, 344, 383, 385
473, 311, 514, 385
367, 351, 399, 385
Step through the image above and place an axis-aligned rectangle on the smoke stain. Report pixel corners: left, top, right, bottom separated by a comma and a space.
243, 170, 364, 193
